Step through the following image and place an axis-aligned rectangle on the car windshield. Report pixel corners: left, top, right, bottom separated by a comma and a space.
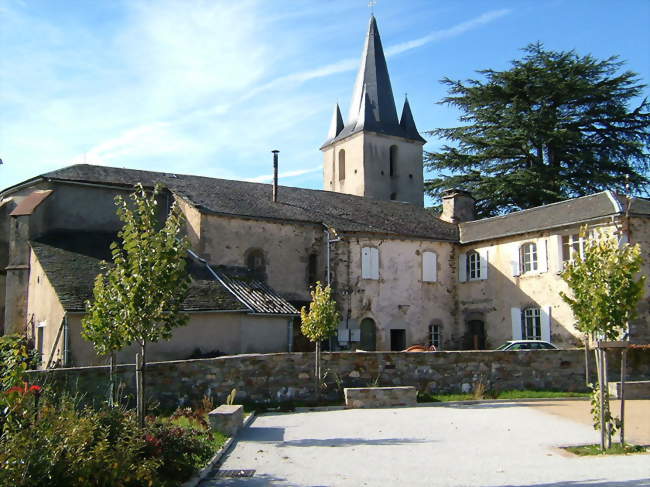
495, 343, 511, 350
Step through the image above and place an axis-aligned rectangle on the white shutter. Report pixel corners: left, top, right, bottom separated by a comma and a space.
478, 248, 489, 280
422, 251, 437, 282
541, 306, 552, 342
338, 328, 350, 342
553, 235, 564, 273
537, 238, 548, 273
458, 252, 467, 282
511, 244, 521, 277
511, 307, 522, 340
361, 247, 371, 279
370, 247, 379, 279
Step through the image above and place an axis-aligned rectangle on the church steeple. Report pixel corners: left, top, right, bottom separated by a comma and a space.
320, 15, 425, 207
348, 15, 398, 128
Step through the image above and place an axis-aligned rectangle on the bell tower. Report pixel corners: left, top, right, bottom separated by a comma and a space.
320, 16, 425, 206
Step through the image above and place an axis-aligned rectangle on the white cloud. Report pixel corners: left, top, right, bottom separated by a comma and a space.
245, 165, 323, 183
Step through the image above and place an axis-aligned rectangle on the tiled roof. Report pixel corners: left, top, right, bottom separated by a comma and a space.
29, 232, 295, 314
29, 164, 458, 241
459, 191, 633, 243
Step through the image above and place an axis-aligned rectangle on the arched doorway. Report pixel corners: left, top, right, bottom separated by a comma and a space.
360, 318, 376, 351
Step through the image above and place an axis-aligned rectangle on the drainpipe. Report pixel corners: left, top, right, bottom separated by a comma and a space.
63, 314, 69, 367
323, 225, 341, 286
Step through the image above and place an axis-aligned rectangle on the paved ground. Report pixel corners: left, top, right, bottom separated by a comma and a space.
200, 400, 650, 487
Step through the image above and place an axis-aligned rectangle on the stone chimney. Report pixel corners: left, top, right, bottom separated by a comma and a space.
440, 189, 475, 223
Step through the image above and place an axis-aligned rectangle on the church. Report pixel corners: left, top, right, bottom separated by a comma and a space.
1, 16, 649, 367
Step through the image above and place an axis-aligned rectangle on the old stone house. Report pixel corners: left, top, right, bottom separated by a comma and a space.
1, 16, 649, 366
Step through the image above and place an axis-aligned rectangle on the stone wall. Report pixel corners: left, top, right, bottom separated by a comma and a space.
29, 349, 650, 410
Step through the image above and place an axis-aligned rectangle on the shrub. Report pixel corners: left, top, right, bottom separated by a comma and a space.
0, 334, 39, 390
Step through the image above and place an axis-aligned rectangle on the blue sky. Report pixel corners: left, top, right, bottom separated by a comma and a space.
1, 0, 649, 197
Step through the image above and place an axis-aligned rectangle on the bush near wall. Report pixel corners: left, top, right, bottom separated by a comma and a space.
28, 349, 650, 410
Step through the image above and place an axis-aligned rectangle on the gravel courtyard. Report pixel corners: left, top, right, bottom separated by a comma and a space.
200, 400, 650, 487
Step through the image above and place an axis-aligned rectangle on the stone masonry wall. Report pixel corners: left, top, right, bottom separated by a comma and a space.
28, 349, 650, 410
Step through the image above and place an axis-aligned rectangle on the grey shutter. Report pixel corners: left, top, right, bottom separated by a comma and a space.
511, 307, 522, 340
423, 251, 437, 282
458, 252, 467, 282
361, 247, 371, 279
541, 306, 552, 342
370, 247, 379, 279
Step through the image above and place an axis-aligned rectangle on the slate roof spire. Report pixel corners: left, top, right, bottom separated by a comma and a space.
400, 95, 426, 143
321, 15, 425, 147
348, 15, 398, 127
327, 103, 344, 140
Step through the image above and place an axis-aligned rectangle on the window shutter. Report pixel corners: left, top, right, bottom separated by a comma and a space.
618, 233, 629, 247
370, 247, 379, 279
541, 306, 552, 342
511, 245, 521, 277
511, 307, 522, 340
422, 251, 437, 282
458, 252, 467, 282
538, 238, 548, 273
362, 247, 370, 279
478, 248, 489, 280
553, 235, 564, 273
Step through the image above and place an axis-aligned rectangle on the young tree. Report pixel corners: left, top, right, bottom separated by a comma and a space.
560, 228, 645, 450
83, 184, 190, 425
426, 43, 650, 217
300, 282, 340, 397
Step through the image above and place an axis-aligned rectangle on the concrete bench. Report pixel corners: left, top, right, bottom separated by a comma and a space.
208, 405, 244, 436
608, 381, 650, 399
344, 386, 417, 409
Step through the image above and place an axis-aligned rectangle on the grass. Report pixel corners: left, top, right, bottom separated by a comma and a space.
565, 443, 648, 456
417, 389, 590, 403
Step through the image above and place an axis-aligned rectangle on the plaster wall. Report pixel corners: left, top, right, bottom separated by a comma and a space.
199, 214, 324, 302
458, 220, 621, 349
65, 312, 289, 367
628, 215, 650, 343
322, 132, 424, 206
175, 195, 202, 250
332, 236, 457, 350
26, 252, 66, 367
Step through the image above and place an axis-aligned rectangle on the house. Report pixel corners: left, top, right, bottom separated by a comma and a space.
1, 16, 648, 367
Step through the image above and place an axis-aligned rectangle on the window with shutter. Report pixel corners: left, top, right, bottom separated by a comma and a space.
362, 247, 379, 280
422, 251, 437, 282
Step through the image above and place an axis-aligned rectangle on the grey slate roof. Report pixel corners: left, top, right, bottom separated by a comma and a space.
459, 191, 650, 243
29, 232, 295, 314
321, 16, 425, 147
33, 164, 459, 241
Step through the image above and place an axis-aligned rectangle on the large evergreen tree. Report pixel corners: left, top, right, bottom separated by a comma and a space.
426, 43, 650, 217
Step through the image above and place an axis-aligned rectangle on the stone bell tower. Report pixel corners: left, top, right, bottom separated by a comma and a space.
320, 16, 425, 206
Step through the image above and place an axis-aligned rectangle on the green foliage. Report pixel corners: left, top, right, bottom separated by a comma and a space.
82, 183, 191, 351
588, 383, 620, 435
565, 443, 647, 456
0, 395, 221, 487
426, 42, 650, 217
560, 229, 645, 339
300, 282, 340, 343
0, 334, 39, 390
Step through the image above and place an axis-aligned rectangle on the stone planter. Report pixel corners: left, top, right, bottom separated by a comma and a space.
208, 405, 244, 436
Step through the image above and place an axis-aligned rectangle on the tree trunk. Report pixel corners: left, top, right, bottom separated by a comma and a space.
136, 341, 146, 428
109, 351, 116, 407
620, 349, 626, 446
583, 337, 590, 387
603, 350, 611, 449
314, 341, 321, 399
595, 347, 606, 451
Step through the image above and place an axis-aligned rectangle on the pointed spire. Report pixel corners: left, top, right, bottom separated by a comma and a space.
348, 15, 398, 127
400, 96, 426, 143
354, 85, 378, 133
327, 103, 344, 140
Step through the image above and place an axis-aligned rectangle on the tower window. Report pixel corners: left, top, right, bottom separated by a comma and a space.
338, 149, 346, 181
389, 145, 398, 177
390, 192, 397, 200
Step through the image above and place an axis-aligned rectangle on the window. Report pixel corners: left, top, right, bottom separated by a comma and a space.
562, 234, 584, 262
390, 329, 406, 351
37, 322, 46, 366
338, 149, 346, 181
245, 248, 265, 275
390, 192, 397, 200
361, 247, 379, 280
520, 242, 538, 273
389, 145, 398, 177
466, 251, 481, 280
522, 308, 542, 340
422, 251, 437, 282
429, 324, 441, 349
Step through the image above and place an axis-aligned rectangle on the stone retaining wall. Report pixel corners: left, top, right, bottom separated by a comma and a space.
29, 349, 650, 410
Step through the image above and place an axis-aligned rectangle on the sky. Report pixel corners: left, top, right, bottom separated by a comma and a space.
1, 0, 649, 199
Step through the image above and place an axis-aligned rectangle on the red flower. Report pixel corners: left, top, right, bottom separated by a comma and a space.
29, 385, 42, 393
5, 386, 23, 395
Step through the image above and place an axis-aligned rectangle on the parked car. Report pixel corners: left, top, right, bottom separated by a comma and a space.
495, 340, 558, 351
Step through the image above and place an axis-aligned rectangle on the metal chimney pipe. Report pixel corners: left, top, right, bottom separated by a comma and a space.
272, 150, 279, 202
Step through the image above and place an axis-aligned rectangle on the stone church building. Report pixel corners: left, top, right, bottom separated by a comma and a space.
1, 16, 649, 367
